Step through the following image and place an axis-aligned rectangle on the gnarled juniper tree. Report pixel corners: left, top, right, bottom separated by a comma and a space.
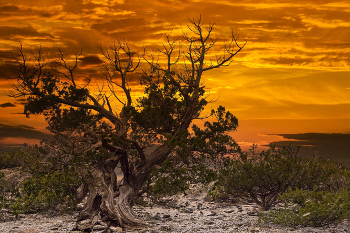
5, 17, 246, 231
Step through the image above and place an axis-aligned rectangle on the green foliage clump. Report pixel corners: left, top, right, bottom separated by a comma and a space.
0, 144, 83, 216
216, 145, 308, 210
0, 172, 10, 208
0, 150, 22, 169
215, 143, 350, 211
143, 106, 239, 200
249, 148, 350, 227
0, 171, 21, 210
300, 157, 350, 192
145, 159, 218, 199
147, 159, 191, 197
260, 188, 350, 227
12, 169, 80, 215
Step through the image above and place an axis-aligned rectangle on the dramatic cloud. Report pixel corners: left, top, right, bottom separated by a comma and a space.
0, 123, 49, 140
0, 4, 19, 13
79, 55, 104, 67
0, 0, 350, 155
0, 141, 22, 150
0, 102, 16, 108
0, 26, 53, 39
91, 18, 148, 32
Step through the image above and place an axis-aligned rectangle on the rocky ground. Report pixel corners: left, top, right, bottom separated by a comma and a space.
1, 184, 350, 233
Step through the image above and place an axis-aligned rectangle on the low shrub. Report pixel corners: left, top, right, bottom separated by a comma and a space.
216, 144, 350, 210
0, 144, 83, 216
147, 159, 191, 197
260, 188, 350, 227
12, 169, 80, 215
301, 157, 350, 192
145, 159, 218, 199
0, 171, 21, 210
216, 145, 308, 210
0, 172, 9, 208
0, 150, 22, 169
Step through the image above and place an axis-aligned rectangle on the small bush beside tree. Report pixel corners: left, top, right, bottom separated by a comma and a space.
215, 145, 308, 210
0, 150, 22, 169
259, 158, 350, 227
12, 170, 80, 215
300, 157, 350, 192
0, 143, 84, 217
260, 188, 350, 227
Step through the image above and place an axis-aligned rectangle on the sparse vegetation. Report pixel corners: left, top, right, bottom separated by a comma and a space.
258, 157, 350, 227
11, 170, 80, 215
0, 171, 11, 209
145, 159, 218, 199
213, 144, 309, 210
260, 188, 350, 227
0, 149, 22, 169
0, 144, 83, 217
1, 141, 350, 228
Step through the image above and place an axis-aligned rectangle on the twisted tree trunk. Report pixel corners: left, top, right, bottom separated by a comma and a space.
73, 167, 149, 232
73, 145, 172, 232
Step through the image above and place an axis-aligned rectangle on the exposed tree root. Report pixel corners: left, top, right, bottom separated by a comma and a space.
73, 168, 149, 232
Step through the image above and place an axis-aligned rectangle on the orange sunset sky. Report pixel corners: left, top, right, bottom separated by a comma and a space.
0, 0, 350, 165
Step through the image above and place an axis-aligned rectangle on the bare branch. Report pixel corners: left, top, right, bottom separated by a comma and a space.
101, 40, 139, 108
53, 47, 82, 87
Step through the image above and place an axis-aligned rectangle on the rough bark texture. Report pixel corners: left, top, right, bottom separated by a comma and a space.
72, 144, 173, 232
74, 167, 150, 232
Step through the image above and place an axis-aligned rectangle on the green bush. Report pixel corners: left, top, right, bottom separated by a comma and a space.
12, 169, 80, 215
260, 188, 350, 227
216, 145, 309, 210
0, 171, 9, 208
145, 159, 218, 199
301, 157, 350, 192
216, 144, 350, 210
0, 145, 83, 215
147, 159, 191, 197
0, 150, 22, 169
0, 171, 21, 210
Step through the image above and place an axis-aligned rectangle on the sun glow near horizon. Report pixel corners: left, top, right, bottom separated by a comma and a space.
0, 0, 350, 162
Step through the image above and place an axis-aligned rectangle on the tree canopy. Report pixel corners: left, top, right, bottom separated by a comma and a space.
5, 17, 246, 231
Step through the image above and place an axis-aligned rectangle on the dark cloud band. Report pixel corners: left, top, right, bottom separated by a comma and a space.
0, 123, 49, 140
0, 102, 16, 108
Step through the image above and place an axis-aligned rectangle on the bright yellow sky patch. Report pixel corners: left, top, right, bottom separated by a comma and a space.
0, 0, 350, 154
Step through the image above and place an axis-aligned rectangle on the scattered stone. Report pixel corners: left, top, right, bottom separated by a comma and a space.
248, 211, 258, 216
249, 227, 260, 232
160, 225, 172, 231
207, 212, 217, 216
93, 224, 106, 230
204, 221, 214, 225
224, 209, 235, 213
180, 208, 193, 213
1, 184, 349, 233
152, 213, 161, 220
